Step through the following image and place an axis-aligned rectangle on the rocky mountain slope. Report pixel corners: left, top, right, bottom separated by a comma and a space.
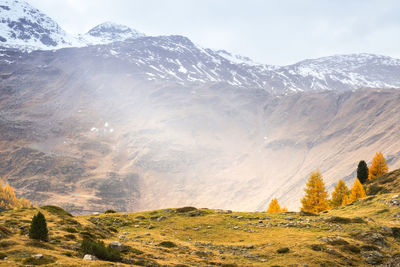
1, 42, 400, 213
1, 182, 400, 266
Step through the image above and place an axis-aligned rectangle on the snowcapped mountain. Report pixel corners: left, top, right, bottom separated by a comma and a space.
68, 37, 400, 93
0, 0, 79, 49
0, 0, 144, 50
272, 53, 400, 92
79, 22, 145, 46
0, 0, 399, 93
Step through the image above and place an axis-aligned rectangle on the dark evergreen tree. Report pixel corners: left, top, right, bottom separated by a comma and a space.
29, 211, 48, 241
357, 160, 369, 184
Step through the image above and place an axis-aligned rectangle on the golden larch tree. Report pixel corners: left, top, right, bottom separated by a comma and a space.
331, 179, 350, 208
281, 207, 288, 212
267, 198, 281, 213
368, 152, 388, 180
349, 178, 366, 202
0, 182, 33, 211
342, 195, 351, 205
301, 170, 330, 213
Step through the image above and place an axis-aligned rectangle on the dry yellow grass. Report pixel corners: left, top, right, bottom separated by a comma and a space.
0, 193, 400, 266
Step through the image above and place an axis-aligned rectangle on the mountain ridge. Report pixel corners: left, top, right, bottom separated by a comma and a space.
1, 0, 400, 93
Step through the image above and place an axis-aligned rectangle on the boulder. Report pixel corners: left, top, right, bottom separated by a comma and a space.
33, 254, 43, 259
362, 251, 384, 265
109, 241, 128, 252
83, 254, 98, 261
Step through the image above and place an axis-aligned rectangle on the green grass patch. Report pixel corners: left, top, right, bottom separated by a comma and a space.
41, 205, 72, 217
277, 247, 290, 253
22, 255, 57, 265
176, 207, 197, 213
64, 227, 78, 233
0, 240, 17, 248
376, 208, 390, 214
158, 241, 177, 248
104, 209, 117, 214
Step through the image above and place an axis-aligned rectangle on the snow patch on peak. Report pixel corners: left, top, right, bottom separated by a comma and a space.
80, 22, 145, 46
215, 49, 259, 66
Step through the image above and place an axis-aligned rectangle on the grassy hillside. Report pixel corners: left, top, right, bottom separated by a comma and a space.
0, 192, 400, 267
364, 168, 400, 196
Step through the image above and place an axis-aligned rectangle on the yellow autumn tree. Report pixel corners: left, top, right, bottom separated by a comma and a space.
281, 207, 288, 212
349, 178, 366, 202
301, 170, 330, 213
331, 179, 350, 208
368, 152, 389, 180
267, 198, 282, 213
342, 195, 351, 205
0, 182, 33, 211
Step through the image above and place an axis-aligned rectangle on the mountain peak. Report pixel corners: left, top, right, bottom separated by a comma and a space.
82, 21, 145, 45
0, 0, 78, 49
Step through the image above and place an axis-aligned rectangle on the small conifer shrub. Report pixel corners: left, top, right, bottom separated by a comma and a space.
81, 238, 121, 262
29, 211, 49, 241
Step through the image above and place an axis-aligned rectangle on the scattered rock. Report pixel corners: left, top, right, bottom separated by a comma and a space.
310, 244, 324, 251
109, 241, 128, 252
322, 236, 349, 245
83, 254, 98, 261
157, 216, 166, 222
187, 210, 203, 217
362, 251, 384, 265
381, 226, 393, 236
285, 216, 295, 221
118, 235, 127, 241
368, 233, 387, 247
33, 254, 43, 259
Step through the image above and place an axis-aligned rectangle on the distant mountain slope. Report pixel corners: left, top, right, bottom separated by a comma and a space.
0, 43, 400, 213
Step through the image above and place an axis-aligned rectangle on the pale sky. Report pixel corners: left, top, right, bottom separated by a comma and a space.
25, 0, 400, 65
